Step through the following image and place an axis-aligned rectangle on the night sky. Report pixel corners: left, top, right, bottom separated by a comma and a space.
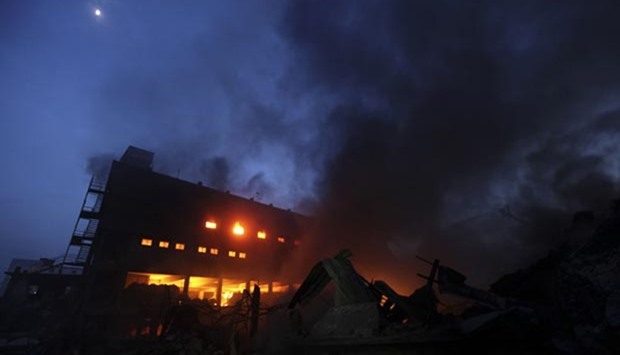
1, 1, 619, 291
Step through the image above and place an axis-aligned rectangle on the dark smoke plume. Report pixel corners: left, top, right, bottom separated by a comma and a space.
80, 1, 620, 292
199, 157, 230, 191
281, 0, 620, 291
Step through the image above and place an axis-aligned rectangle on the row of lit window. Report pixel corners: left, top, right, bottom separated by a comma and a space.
204, 220, 287, 243
140, 239, 246, 259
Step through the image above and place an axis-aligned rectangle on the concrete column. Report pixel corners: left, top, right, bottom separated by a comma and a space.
182, 275, 190, 296
216, 277, 223, 305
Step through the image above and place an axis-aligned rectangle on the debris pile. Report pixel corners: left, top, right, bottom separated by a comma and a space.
1, 202, 619, 354
286, 250, 543, 354
285, 202, 620, 354
492, 203, 620, 354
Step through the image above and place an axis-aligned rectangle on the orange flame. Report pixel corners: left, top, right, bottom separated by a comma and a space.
232, 222, 245, 236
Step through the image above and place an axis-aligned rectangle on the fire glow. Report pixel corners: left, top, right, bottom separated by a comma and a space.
232, 222, 245, 236
124, 273, 290, 307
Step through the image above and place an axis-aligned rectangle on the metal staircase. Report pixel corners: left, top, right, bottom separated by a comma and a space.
59, 176, 106, 274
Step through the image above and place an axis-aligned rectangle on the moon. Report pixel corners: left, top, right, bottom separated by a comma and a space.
94, 8, 102, 17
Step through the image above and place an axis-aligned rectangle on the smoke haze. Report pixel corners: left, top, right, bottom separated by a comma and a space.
278, 0, 620, 290
1, 1, 619, 290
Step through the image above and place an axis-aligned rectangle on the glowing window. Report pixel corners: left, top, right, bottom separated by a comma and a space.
159, 241, 170, 248
198, 246, 207, 253
257, 230, 267, 239
175, 243, 185, 250
277, 237, 285, 243
141, 238, 153, 246
239, 252, 246, 259
210, 248, 219, 255
228, 251, 236, 258
205, 221, 217, 229
232, 222, 244, 236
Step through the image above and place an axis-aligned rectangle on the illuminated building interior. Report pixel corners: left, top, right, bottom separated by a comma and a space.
125, 272, 292, 306
81, 146, 310, 310
124, 216, 302, 306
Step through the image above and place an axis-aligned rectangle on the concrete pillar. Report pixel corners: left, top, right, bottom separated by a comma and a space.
216, 278, 223, 305
182, 275, 190, 296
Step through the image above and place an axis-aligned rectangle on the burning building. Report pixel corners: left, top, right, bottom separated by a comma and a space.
61, 146, 310, 309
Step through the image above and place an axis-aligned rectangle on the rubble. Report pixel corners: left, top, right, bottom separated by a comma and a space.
286, 250, 544, 354
2, 202, 619, 354
285, 202, 620, 354
490, 201, 620, 354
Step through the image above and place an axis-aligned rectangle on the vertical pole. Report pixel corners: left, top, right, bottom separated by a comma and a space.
426, 260, 439, 290
216, 278, 223, 306
182, 275, 190, 296
424, 260, 440, 324
250, 285, 260, 336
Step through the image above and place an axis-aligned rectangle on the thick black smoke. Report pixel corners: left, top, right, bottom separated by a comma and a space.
281, 0, 620, 290
80, 1, 620, 292
199, 157, 230, 191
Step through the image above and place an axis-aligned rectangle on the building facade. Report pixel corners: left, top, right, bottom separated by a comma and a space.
77, 147, 310, 307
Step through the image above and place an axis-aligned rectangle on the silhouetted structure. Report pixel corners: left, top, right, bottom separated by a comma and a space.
73, 146, 309, 309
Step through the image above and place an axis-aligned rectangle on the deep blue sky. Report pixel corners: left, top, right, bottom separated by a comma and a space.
0, 0, 319, 271
1, 1, 619, 288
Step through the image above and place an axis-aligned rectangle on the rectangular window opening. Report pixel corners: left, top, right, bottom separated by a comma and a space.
175, 243, 185, 250
198, 246, 207, 253
141, 238, 153, 246
159, 241, 170, 248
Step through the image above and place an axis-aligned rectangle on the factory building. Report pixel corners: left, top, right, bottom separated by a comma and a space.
62, 146, 310, 308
